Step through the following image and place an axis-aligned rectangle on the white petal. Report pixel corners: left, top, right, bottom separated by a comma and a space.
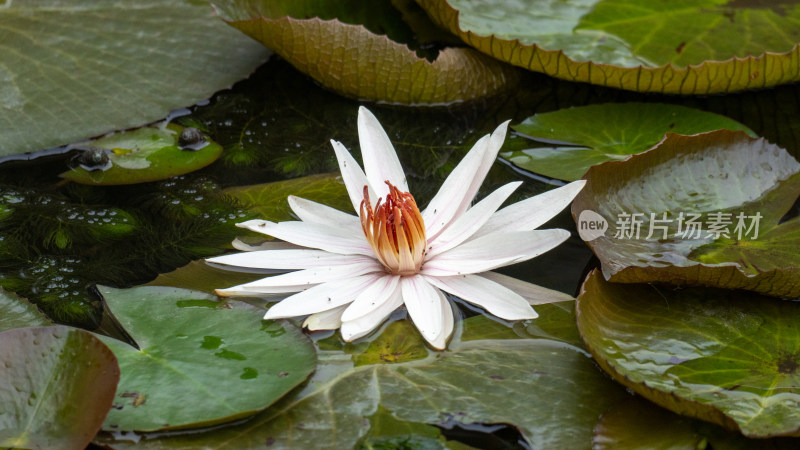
481, 272, 575, 304
237, 220, 373, 256
331, 139, 376, 215
288, 196, 360, 228
428, 293, 454, 350
223, 260, 383, 292
264, 274, 383, 319
426, 181, 521, 258
422, 120, 510, 239
231, 239, 301, 252
424, 274, 538, 320
341, 275, 401, 322
216, 285, 307, 297
358, 106, 408, 197
340, 287, 404, 342
400, 275, 445, 345
303, 305, 347, 331
421, 229, 571, 276
471, 180, 586, 240
207, 249, 366, 270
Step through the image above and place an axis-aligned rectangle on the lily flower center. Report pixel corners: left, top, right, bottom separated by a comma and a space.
360, 182, 427, 276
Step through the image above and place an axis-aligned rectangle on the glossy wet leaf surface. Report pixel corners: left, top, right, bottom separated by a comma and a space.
0, 289, 51, 333
572, 130, 800, 297
96, 285, 316, 432
0, 325, 119, 450
502, 103, 754, 181
214, 0, 518, 104
418, 0, 800, 94
577, 270, 800, 437
98, 316, 628, 448
59, 124, 223, 185
0, 0, 268, 157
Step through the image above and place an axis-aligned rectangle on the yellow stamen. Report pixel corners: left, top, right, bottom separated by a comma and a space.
360, 182, 426, 275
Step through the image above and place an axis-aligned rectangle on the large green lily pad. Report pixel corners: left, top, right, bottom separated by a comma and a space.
571, 130, 800, 298
417, 0, 800, 94
213, 0, 519, 104
96, 285, 316, 432
0, 288, 51, 333
59, 124, 222, 185
0, 325, 119, 450
99, 317, 629, 448
577, 269, 800, 437
0, 0, 268, 158
502, 103, 754, 181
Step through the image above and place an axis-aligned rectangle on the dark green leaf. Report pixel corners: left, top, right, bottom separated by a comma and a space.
0, 289, 51, 332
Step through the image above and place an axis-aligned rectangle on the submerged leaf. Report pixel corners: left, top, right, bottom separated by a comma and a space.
418, 0, 800, 94
572, 130, 800, 297
577, 270, 800, 437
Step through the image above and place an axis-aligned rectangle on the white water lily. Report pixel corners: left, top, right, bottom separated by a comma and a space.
209, 107, 585, 349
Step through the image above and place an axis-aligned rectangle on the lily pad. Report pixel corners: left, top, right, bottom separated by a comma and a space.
96, 285, 316, 432
0, 0, 268, 158
571, 130, 800, 298
213, 0, 519, 104
594, 397, 800, 449
99, 315, 628, 448
577, 269, 800, 437
0, 288, 51, 333
59, 124, 223, 185
502, 103, 755, 181
145, 260, 262, 295
417, 0, 800, 94
0, 325, 119, 450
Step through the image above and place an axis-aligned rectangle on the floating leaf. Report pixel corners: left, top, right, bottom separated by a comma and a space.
0, 289, 51, 333
594, 397, 800, 449
100, 317, 628, 448
145, 260, 262, 295
0, 325, 119, 450
97, 285, 316, 432
417, 0, 800, 94
577, 270, 800, 437
213, 0, 518, 104
0, 0, 268, 158
502, 103, 754, 181
572, 130, 800, 298
59, 124, 223, 185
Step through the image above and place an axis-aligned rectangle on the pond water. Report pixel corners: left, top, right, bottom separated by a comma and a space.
3, 56, 800, 447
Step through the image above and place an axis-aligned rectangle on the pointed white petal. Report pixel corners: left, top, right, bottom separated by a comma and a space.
237, 220, 373, 256
481, 272, 575, 305
231, 239, 301, 252
288, 196, 360, 228
400, 275, 445, 345
425, 274, 538, 320
421, 229, 571, 276
358, 107, 408, 197
303, 305, 347, 331
224, 260, 383, 292
331, 139, 376, 215
422, 120, 510, 239
216, 285, 307, 297
341, 275, 401, 322
428, 293, 454, 350
471, 180, 586, 240
207, 249, 367, 270
427, 181, 521, 258
264, 274, 383, 319
340, 286, 404, 342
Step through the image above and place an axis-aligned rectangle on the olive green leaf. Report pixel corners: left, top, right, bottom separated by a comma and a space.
212, 0, 519, 104
502, 103, 754, 181
577, 270, 800, 437
0, 0, 268, 158
0, 325, 119, 450
417, 0, 800, 94
0, 289, 51, 333
59, 124, 222, 185
572, 130, 800, 298
96, 285, 316, 432
145, 260, 262, 295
